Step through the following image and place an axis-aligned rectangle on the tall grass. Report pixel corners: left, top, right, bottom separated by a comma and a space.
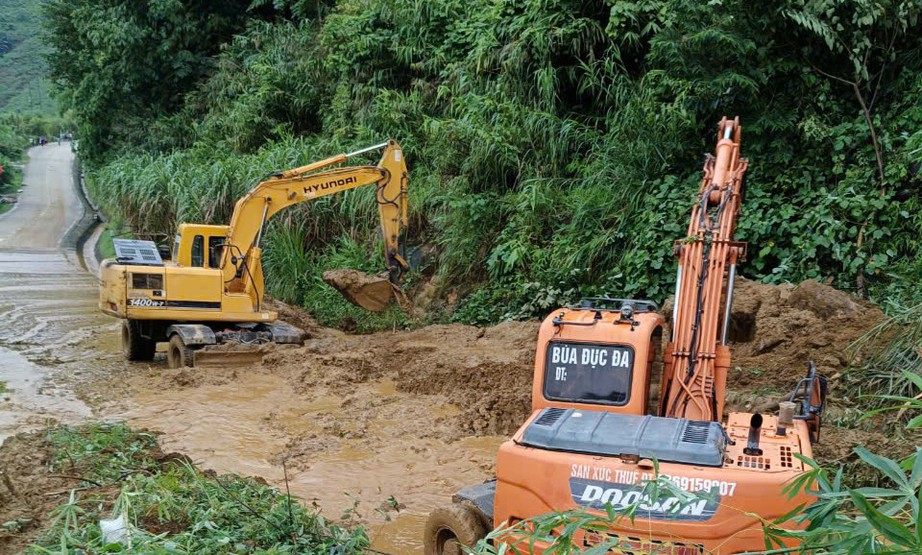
75, 0, 922, 332
852, 302, 922, 419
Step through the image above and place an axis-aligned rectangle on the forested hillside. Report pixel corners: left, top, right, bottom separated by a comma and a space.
45, 0, 922, 328
0, 0, 54, 114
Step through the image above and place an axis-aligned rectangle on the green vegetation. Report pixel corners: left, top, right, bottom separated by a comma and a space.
43, 0, 922, 330
852, 302, 922, 421
0, 0, 54, 114
0, 116, 26, 197
96, 228, 117, 260
30, 422, 368, 554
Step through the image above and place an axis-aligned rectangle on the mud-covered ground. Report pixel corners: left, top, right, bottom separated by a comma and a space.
0, 143, 914, 554
79, 276, 910, 552
3, 274, 911, 552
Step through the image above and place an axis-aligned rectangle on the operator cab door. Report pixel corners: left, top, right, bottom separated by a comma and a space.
164, 232, 223, 311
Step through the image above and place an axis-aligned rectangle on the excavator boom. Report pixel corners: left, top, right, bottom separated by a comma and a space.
662, 117, 748, 421
223, 139, 409, 305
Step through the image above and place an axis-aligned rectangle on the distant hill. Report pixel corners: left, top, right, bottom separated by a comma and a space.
0, 0, 54, 114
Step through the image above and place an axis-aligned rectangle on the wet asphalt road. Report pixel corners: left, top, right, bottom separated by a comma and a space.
0, 144, 103, 440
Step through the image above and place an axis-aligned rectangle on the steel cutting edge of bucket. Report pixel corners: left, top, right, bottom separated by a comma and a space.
322, 268, 395, 312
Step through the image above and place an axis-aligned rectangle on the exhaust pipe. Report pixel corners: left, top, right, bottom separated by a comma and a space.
743, 414, 763, 456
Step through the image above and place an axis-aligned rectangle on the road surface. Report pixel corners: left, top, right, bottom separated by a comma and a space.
0, 144, 101, 440
0, 144, 82, 248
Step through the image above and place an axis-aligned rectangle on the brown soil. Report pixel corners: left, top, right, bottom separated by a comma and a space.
262, 320, 540, 438
260, 277, 887, 448
0, 430, 169, 555
322, 269, 395, 312
728, 278, 882, 389
0, 432, 71, 554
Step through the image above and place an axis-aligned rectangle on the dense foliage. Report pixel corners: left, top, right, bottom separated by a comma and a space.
45, 0, 922, 327
0, 116, 26, 196
42, 0, 263, 161
0, 0, 54, 114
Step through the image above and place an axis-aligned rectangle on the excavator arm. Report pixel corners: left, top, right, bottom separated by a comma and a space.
661, 118, 748, 421
221, 140, 409, 300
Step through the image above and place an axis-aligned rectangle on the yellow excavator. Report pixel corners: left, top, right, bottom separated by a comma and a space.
99, 140, 408, 368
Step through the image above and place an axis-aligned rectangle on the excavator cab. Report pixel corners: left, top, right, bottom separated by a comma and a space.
171, 224, 230, 269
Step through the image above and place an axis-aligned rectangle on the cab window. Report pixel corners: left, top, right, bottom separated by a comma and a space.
208, 237, 224, 268
544, 341, 633, 405
191, 235, 205, 267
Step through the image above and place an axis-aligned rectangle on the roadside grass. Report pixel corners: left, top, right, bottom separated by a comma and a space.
96, 222, 137, 260
0, 379, 7, 394
28, 422, 368, 554
97, 228, 116, 260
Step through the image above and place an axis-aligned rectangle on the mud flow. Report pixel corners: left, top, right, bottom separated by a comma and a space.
105, 320, 538, 552
1, 144, 908, 553
0, 146, 107, 441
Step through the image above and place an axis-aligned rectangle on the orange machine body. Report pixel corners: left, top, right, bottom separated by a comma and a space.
493, 310, 815, 553
489, 118, 821, 553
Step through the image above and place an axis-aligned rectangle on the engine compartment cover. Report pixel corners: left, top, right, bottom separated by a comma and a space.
520, 408, 726, 467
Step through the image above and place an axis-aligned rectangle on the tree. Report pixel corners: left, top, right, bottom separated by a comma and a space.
43, 0, 253, 163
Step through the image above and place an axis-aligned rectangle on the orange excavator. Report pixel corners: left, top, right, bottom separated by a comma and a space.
425, 118, 827, 554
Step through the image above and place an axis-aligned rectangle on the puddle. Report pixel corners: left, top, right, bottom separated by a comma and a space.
0, 345, 91, 442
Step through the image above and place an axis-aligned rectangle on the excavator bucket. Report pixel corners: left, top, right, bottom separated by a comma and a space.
323, 269, 396, 312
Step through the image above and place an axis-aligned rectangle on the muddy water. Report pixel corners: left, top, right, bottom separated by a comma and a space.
0, 249, 115, 440
0, 145, 111, 440
117, 369, 505, 552
0, 143, 508, 553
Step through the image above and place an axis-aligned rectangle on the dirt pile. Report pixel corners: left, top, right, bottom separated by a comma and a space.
726, 278, 882, 391
263, 320, 540, 438
0, 432, 70, 554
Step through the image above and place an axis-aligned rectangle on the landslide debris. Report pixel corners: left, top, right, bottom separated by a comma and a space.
728, 278, 882, 388
258, 277, 885, 443
263, 320, 540, 438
